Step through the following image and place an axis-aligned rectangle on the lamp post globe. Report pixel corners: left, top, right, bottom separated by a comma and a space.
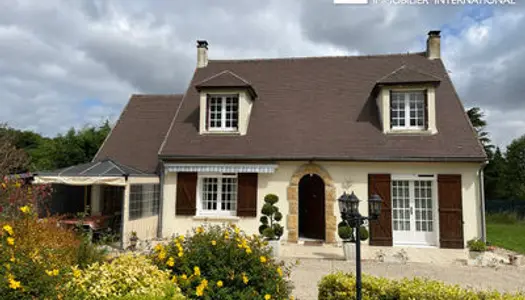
368, 193, 383, 220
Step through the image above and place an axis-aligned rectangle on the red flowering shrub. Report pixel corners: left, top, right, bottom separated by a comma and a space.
0, 175, 52, 220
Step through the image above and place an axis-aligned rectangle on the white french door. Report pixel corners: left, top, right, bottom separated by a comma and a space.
392, 179, 437, 246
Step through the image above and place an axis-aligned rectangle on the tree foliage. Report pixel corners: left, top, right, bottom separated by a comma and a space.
0, 121, 111, 173
505, 135, 525, 200
467, 107, 495, 158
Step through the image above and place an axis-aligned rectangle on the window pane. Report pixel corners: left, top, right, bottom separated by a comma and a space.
225, 96, 239, 129
221, 177, 238, 211
202, 178, 218, 210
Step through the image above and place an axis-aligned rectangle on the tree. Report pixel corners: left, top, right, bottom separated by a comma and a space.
484, 147, 508, 199
467, 107, 495, 158
0, 124, 29, 177
505, 135, 525, 200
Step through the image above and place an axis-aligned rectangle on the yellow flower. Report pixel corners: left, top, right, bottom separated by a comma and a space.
171, 276, 177, 283
71, 266, 81, 278
181, 274, 187, 280
8, 277, 21, 290
166, 257, 175, 267
7, 237, 14, 246
19, 205, 30, 214
211, 240, 217, 246
178, 235, 185, 241
15, 182, 21, 188
242, 273, 249, 284
178, 252, 183, 258
290, 297, 295, 300
260, 256, 267, 263
158, 250, 166, 260
194, 266, 201, 276
196, 226, 205, 234
246, 248, 252, 254
46, 269, 59, 276
265, 294, 271, 300
235, 227, 240, 235
2, 225, 14, 236
154, 244, 163, 252
9, 256, 15, 262
196, 286, 204, 297
216, 280, 223, 287
277, 267, 283, 277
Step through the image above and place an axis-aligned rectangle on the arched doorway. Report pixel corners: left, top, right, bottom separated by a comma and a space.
299, 174, 326, 240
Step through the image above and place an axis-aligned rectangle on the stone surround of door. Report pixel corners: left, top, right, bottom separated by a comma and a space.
287, 163, 337, 243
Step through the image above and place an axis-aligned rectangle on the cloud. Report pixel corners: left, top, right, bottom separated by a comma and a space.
0, 0, 523, 149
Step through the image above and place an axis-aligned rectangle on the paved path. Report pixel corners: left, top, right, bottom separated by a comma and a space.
286, 258, 525, 300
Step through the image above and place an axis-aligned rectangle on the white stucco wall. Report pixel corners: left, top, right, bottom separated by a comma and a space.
161, 161, 482, 247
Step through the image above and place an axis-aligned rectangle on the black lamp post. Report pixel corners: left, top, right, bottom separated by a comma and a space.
338, 191, 382, 300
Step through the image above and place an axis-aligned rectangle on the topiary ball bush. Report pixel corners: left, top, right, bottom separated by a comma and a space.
359, 226, 369, 241
338, 226, 353, 241
263, 194, 279, 205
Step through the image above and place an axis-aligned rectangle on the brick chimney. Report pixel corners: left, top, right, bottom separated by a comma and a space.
197, 40, 208, 68
426, 31, 441, 60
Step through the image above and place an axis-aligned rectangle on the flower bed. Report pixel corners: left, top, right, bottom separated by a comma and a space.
318, 272, 525, 300
151, 224, 293, 299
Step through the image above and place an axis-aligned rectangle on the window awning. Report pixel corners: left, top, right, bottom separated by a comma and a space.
164, 163, 278, 174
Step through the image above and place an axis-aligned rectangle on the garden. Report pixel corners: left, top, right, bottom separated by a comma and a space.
2, 176, 525, 299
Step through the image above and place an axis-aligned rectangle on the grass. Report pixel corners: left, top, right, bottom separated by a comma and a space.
486, 213, 525, 254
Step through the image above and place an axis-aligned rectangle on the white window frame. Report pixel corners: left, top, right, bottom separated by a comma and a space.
390, 90, 426, 130
391, 174, 439, 246
207, 94, 239, 132
197, 173, 238, 216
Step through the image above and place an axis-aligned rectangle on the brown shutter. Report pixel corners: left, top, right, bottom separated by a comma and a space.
438, 174, 464, 249
205, 94, 210, 130
176, 172, 197, 216
368, 174, 392, 246
237, 173, 258, 217
389, 90, 394, 129
424, 90, 429, 130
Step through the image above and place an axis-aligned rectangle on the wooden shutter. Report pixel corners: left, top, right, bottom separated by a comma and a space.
237, 173, 258, 217
424, 90, 429, 130
438, 174, 464, 249
176, 172, 197, 216
389, 90, 394, 129
205, 95, 210, 130
368, 174, 392, 246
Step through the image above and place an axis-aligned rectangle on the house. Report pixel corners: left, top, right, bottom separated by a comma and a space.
46, 31, 487, 249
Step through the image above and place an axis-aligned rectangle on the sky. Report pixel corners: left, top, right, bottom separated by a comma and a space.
1, 0, 524, 148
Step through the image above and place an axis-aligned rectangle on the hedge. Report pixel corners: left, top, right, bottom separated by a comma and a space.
318, 272, 525, 300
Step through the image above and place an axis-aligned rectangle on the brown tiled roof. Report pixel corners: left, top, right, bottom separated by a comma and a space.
95, 94, 183, 173
195, 70, 257, 98
377, 65, 442, 85
160, 53, 486, 162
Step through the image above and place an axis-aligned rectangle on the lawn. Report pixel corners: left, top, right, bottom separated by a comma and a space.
486, 216, 525, 254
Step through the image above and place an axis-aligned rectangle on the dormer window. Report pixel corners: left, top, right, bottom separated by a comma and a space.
207, 94, 239, 131
391, 91, 426, 130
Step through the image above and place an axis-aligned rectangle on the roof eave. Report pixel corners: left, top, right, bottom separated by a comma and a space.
195, 85, 258, 99
158, 154, 486, 163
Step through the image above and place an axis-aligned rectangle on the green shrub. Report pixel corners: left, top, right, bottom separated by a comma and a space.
0, 207, 89, 300
259, 194, 284, 240
358, 226, 368, 241
64, 254, 184, 299
152, 224, 293, 299
337, 225, 353, 241
318, 272, 525, 300
467, 238, 487, 252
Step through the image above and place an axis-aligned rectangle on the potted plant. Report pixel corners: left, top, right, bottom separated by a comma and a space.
338, 221, 355, 261
129, 231, 139, 251
259, 194, 284, 257
467, 238, 487, 260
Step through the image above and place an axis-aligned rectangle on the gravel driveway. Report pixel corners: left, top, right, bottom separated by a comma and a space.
286, 258, 525, 300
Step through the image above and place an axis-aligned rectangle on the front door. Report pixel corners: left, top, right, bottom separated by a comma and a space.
299, 174, 325, 240
392, 179, 437, 246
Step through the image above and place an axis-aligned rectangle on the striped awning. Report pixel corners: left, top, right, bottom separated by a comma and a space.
164, 163, 278, 174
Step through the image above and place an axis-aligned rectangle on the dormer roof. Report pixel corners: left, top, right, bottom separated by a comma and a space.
376, 65, 442, 86
195, 70, 257, 98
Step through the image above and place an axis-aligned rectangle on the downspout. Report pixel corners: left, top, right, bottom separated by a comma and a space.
120, 174, 129, 249
157, 161, 165, 238
479, 161, 488, 242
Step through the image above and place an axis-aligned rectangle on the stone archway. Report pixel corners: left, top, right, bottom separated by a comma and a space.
287, 163, 337, 243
